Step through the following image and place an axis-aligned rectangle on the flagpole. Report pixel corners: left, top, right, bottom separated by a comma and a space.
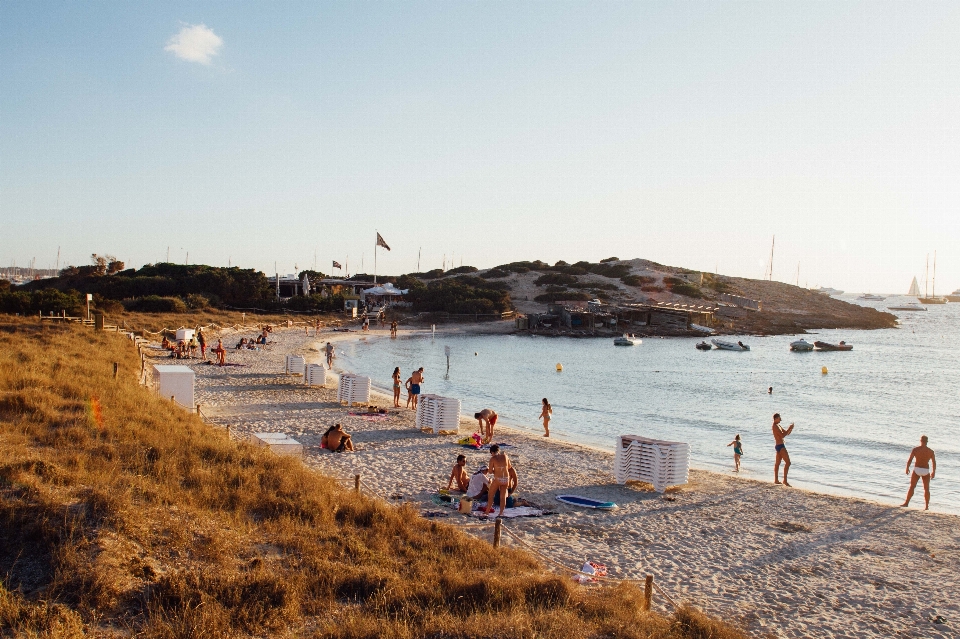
374, 230, 377, 284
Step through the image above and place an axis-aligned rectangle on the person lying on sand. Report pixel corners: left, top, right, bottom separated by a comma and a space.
484, 445, 513, 517
322, 423, 354, 452
446, 454, 469, 492
474, 409, 498, 444
902, 435, 936, 510
466, 466, 490, 500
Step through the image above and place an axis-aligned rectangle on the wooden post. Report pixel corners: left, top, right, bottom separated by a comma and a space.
171, 395, 175, 403
493, 518, 503, 548
354, 474, 361, 494
196, 403, 201, 416
113, 362, 119, 379
643, 575, 653, 611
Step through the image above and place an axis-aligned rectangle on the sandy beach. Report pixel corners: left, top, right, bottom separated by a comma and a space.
164, 324, 958, 639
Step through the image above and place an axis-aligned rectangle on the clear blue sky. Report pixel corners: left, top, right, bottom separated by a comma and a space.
3, 1, 960, 293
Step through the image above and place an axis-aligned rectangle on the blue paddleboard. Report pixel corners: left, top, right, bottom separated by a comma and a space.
555, 495, 618, 510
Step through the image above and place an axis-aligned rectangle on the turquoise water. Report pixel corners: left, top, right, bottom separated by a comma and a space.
335, 297, 959, 514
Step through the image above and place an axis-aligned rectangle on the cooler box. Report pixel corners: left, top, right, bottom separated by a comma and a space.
152, 365, 195, 409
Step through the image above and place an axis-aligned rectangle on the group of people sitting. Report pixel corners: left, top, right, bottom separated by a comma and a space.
446, 445, 517, 517
161, 336, 198, 359
236, 330, 271, 350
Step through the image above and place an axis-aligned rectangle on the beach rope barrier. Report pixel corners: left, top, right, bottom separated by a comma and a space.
497, 523, 681, 609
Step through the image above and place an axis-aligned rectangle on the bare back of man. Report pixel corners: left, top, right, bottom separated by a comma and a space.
771, 413, 795, 486
902, 436, 936, 510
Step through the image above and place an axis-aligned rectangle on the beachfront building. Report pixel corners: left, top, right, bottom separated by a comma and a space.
360, 282, 408, 310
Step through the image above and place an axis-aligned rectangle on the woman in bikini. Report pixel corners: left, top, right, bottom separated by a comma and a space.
484, 445, 513, 517
539, 398, 552, 437
726, 434, 743, 472
392, 367, 402, 407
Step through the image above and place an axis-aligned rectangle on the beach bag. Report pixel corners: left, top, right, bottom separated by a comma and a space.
458, 496, 473, 514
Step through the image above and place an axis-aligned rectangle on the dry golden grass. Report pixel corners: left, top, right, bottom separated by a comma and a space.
0, 317, 747, 638
99, 308, 339, 336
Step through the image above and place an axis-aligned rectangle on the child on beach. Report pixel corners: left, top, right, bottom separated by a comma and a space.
539, 398, 552, 437
727, 434, 743, 472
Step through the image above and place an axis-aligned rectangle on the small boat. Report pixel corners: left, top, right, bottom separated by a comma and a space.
814, 341, 853, 351
555, 495, 618, 510
614, 334, 639, 346
790, 339, 814, 352
889, 302, 927, 312
695, 341, 712, 351
712, 339, 750, 351
946, 288, 960, 303
812, 287, 844, 296
857, 294, 886, 301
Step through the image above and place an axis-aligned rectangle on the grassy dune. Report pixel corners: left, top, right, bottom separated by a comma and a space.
0, 317, 744, 638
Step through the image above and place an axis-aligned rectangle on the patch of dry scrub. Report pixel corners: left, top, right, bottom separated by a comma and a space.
0, 317, 747, 638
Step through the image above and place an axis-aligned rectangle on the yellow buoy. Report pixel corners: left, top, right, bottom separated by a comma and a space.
821, 366, 828, 375
556, 363, 563, 372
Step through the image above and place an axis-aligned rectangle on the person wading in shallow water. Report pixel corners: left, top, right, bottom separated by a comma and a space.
902, 435, 936, 510
772, 413, 794, 486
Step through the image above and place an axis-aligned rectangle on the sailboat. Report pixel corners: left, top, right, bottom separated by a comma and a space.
889, 277, 927, 311
918, 252, 946, 304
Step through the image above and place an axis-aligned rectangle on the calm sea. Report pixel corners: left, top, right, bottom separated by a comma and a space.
335, 296, 959, 514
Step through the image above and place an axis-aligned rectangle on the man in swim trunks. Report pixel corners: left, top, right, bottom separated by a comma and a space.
407, 367, 424, 410
323, 423, 354, 452
474, 409, 498, 444
902, 435, 936, 510
484, 444, 513, 517
446, 454, 469, 492
325, 342, 334, 367
772, 413, 794, 486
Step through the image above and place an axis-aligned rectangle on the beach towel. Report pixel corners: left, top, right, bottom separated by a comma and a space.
470, 506, 546, 519
574, 561, 608, 584
348, 412, 390, 421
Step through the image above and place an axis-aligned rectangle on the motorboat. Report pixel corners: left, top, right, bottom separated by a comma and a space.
947, 288, 960, 303
888, 302, 927, 312
814, 341, 853, 351
695, 341, 712, 351
857, 294, 886, 301
614, 334, 640, 346
712, 339, 750, 351
812, 287, 844, 296
789, 339, 814, 352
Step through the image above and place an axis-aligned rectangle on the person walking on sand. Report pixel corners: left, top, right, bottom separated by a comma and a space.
772, 413, 794, 486
484, 445, 513, 517
392, 367, 402, 408
325, 342, 334, 368
902, 435, 936, 510
539, 398, 552, 437
197, 327, 207, 360
727, 434, 743, 472
446, 454, 469, 492
475, 409, 498, 444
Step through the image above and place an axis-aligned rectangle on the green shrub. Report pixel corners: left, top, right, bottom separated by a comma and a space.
600, 256, 619, 263
446, 266, 479, 275
185, 294, 210, 310
122, 296, 188, 313
533, 291, 590, 304
621, 275, 656, 287
535, 273, 578, 287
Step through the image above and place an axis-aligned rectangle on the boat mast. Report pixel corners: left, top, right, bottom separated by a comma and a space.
768, 235, 775, 281
924, 254, 929, 298
932, 251, 937, 297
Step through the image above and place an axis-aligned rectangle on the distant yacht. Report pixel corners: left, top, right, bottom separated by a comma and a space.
889, 301, 927, 312
918, 253, 946, 304
946, 288, 960, 303
857, 293, 885, 301
907, 277, 921, 297
812, 286, 844, 296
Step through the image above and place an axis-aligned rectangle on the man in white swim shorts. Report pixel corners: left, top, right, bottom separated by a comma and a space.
902, 435, 936, 510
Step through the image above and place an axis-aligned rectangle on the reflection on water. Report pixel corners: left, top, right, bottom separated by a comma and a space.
336, 298, 959, 514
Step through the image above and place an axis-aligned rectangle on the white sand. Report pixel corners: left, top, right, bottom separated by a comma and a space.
157, 324, 958, 639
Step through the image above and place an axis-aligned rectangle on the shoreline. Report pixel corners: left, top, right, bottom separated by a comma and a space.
178, 325, 957, 639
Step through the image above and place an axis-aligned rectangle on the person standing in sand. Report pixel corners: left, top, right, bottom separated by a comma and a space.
446, 454, 469, 492
214, 339, 226, 366
772, 413, 794, 486
902, 435, 936, 510
538, 398, 552, 437
475, 409, 498, 444
391, 367, 402, 408
325, 342, 334, 368
484, 444, 513, 517
406, 367, 424, 410
727, 434, 743, 472
197, 327, 207, 360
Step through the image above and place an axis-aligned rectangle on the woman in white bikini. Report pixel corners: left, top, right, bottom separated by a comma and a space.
391, 367, 401, 408
539, 398, 552, 437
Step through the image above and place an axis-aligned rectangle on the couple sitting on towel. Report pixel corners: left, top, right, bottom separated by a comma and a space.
321, 423, 354, 452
